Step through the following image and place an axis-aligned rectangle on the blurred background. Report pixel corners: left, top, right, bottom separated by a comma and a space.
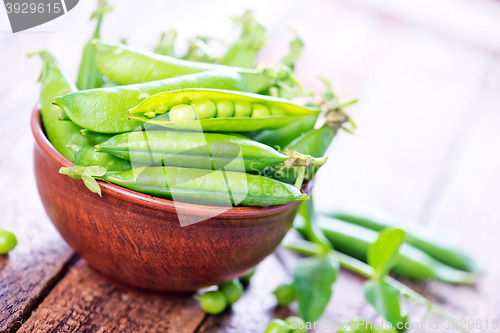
1, 0, 500, 331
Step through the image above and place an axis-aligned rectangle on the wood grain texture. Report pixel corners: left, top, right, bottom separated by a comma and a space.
0, 246, 73, 333
17, 260, 206, 333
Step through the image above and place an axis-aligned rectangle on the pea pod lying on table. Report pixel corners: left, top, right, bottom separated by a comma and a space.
294, 215, 476, 284
324, 208, 479, 273
60, 165, 308, 206
95, 131, 327, 172
94, 40, 266, 85
54, 70, 275, 134
127, 88, 320, 132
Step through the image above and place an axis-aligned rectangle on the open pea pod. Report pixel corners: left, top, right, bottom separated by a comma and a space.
128, 89, 320, 132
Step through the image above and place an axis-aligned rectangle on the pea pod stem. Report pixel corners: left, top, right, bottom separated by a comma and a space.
281, 239, 467, 333
294, 167, 306, 190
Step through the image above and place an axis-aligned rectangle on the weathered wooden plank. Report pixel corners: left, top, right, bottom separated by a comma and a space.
0, 246, 74, 333
17, 260, 206, 333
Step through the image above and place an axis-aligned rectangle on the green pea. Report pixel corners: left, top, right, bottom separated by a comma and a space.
169, 104, 197, 122
272, 281, 296, 306
271, 107, 286, 116
234, 100, 252, 117
285, 316, 307, 333
191, 99, 216, 119
215, 100, 234, 118
251, 103, 271, 118
0, 229, 17, 255
220, 279, 244, 305
194, 290, 227, 315
264, 319, 289, 333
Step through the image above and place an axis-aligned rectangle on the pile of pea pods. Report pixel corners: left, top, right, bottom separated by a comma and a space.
34, 4, 355, 207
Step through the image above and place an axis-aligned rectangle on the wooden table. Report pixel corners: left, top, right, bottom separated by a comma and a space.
1, 0, 499, 332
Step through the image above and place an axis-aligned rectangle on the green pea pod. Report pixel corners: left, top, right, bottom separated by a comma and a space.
127, 88, 320, 132
67, 144, 131, 171
154, 29, 177, 56
324, 208, 479, 273
295, 216, 476, 284
94, 40, 249, 85
219, 10, 266, 68
95, 131, 327, 172
76, 1, 112, 90
251, 114, 319, 150
98, 166, 307, 206
80, 129, 113, 145
30, 51, 90, 161
54, 70, 274, 134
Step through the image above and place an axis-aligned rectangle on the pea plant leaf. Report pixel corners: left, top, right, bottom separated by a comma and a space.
293, 255, 339, 322
82, 174, 102, 197
364, 228, 408, 332
368, 228, 405, 281
59, 165, 107, 197
363, 280, 408, 332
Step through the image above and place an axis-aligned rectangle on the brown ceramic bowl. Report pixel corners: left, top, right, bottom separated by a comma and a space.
31, 107, 309, 292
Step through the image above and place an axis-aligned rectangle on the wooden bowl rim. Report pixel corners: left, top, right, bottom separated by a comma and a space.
31, 106, 310, 219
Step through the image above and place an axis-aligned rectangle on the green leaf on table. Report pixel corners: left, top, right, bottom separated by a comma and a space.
368, 228, 405, 280
363, 280, 408, 332
293, 255, 339, 322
